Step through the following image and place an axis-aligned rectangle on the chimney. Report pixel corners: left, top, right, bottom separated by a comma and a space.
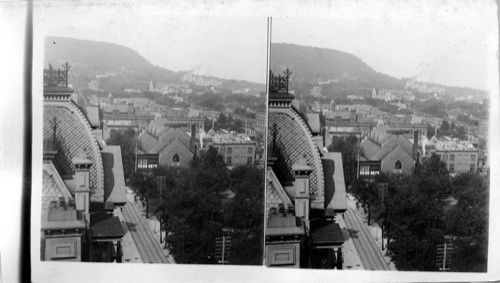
292, 155, 313, 229
72, 148, 92, 221
413, 130, 419, 162
190, 123, 197, 154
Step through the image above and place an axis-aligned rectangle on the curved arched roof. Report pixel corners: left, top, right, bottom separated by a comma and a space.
268, 107, 324, 208
44, 101, 104, 202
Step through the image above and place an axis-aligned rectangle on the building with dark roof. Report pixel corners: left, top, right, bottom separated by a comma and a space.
42, 64, 125, 262
265, 70, 346, 269
136, 122, 196, 170
359, 129, 419, 177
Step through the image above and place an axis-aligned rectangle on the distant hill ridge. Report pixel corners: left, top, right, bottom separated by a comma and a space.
271, 42, 403, 89
44, 36, 263, 92
270, 42, 486, 96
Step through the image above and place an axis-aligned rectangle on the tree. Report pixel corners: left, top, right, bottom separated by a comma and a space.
350, 178, 379, 225
384, 173, 446, 271
223, 165, 264, 265
128, 170, 157, 218
106, 129, 137, 180
381, 156, 450, 271
327, 135, 361, 188
445, 172, 489, 272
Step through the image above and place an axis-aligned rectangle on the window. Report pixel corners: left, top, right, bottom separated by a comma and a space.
247, 147, 253, 155
450, 154, 455, 161
172, 154, 180, 166
371, 165, 380, 176
360, 165, 370, 176
449, 163, 454, 172
470, 164, 476, 172
247, 156, 253, 164
227, 147, 232, 154
470, 154, 476, 162
226, 156, 232, 164
394, 160, 402, 174
138, 159, 147, 169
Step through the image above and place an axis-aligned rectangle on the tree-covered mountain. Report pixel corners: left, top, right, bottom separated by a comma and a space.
270, 43, 487, 100
44, 36, 264, 92
271, 43, 405, 90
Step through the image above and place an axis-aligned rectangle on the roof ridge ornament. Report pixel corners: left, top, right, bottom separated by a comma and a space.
44, 62, 71, 87
269, 69, 292, 94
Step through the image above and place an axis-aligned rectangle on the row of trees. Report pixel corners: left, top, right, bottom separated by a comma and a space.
328, 135, 488, 271
349, 154, 488, 271
128, 147, 264, 265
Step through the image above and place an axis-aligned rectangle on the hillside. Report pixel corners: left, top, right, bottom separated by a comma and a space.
44, 37, 264, 92
270, 43, 404, 90
270, 43, 487, 100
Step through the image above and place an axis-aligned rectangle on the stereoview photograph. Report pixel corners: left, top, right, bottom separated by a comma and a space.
264, 11, 494, 271
38, 12, 267, 265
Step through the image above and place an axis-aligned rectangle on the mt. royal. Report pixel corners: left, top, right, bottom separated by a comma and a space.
44, 36, 263, 92
270, 43, 486, 99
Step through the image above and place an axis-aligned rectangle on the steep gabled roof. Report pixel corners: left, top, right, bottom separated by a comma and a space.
102, 145, 127, 205
85, 106, 100, 128
266, 168, 293, 213
306, 113, 321, 135
42, 161, 73, 211
362, 133, 414, 162
149, 127, 191, 154
138, 131, 159, 152
323, 152, 347, 214
360, 137, 381, 159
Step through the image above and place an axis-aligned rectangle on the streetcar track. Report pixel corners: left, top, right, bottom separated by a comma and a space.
344, 207, 391, 270
344, 208, 377, 269
122, 200, 168, 263
126, 200, 167, 263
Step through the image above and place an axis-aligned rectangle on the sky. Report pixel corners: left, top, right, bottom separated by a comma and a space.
271, 3, 498, 91
35, 3, 268, 84
34, 1, 497, 90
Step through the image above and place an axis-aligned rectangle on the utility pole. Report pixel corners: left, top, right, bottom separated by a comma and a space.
436, 243, 453, 271
215, 236, 231, 264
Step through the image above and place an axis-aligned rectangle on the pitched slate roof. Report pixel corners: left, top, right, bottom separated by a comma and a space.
43, 100, 104, 202
266, 169, 293, 213
138, 131, 159, 152
374, 134, 413, 160
150, 127, 191, 154
42, 162, 73, 211
268, 107, 324, 208
85, 106, 100, 128
322, 152, 347, 213
361, 133, 414, 162
306, 113, 321, 135
101, 145, 127, 205
360, 138, 381, 160
325, 110, 354, 121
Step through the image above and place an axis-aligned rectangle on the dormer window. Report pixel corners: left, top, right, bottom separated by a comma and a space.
394, 160, 402, 174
